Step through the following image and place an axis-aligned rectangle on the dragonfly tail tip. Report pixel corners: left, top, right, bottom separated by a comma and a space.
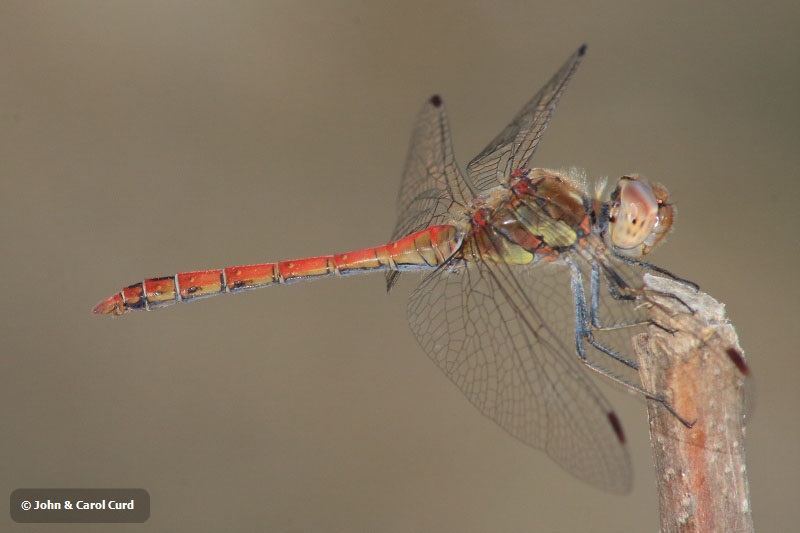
92, 294, 125, 316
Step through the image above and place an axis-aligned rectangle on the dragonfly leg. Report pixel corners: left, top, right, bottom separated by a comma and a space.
571, 260, 639, 370
593, 262, 694, 331
579, 355, 695, 428
614, 254, 700, 291
569, 260, 694, 427
589, 264, 651, 331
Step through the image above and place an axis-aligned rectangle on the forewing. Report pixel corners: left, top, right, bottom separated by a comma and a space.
389, 95, 472, 242
466, 45, 587, 191
407, 235, 632, 493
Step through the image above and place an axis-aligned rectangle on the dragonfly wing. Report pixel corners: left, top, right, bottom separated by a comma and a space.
407, 233, 632, 493
466, 45, 587, 191
387, 95, 473, 289
390, 95, 472, 240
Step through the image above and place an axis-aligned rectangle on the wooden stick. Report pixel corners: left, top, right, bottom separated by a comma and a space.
634, 274, 753, 533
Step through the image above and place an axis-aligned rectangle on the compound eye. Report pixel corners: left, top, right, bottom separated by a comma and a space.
609, 179, 659, 250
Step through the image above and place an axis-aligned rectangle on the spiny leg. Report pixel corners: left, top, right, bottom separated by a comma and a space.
569, 260, 694, 427
618, 255, 699, 291
592, 261, 694, 335
571, 260, 639, 369
589, 264, 651, 332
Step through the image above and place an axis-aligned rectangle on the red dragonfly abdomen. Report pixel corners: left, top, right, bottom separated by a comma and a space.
93, 225, 461, 316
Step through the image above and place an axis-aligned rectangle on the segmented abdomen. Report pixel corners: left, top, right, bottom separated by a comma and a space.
93, 225, 461, 316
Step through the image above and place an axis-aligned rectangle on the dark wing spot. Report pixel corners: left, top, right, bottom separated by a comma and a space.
429, 94, 442, 107
726, 347, 750, 376
186, 286, 199, 294
607, 411, 626, 444
578, 43, 588, 56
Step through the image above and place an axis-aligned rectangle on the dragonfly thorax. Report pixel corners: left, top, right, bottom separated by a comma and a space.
461, 169, 592, 265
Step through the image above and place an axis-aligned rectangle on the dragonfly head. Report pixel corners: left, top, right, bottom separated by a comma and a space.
605, 176, 674, 258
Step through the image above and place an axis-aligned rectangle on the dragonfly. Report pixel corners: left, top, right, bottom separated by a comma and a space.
94, 44, 694, 493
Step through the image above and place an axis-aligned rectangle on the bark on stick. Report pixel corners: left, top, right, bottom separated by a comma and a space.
634, 274, 753, 533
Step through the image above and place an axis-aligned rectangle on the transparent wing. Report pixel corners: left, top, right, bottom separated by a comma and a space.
389, 95, 473, 242
387, 95, 474, 288
407, 232, 633, 493
466, 44, 587, 191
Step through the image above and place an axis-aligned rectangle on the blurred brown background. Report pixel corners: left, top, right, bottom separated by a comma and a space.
1, 1, 797, 531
